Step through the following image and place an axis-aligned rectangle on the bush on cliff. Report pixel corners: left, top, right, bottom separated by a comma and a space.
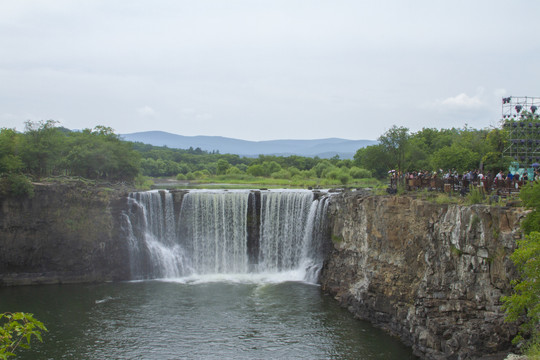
0, 174, 34, 198
502, 231, 540, 355
502, 180, 540, 356
520, 181, 540, 234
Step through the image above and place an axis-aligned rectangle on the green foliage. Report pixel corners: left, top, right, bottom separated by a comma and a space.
65, 127, 140, 181
354, 144, 392, 179
0, 312, 47, 359
1, 122, 140, 183
430, 144, 479, 172
20, 120, 66, 179
226, 166, 242, 175
134, 174, 154, 190
356, 125, 510, 179
466, 185, 485, 205
0, 174, 34, 198
271, 169, 291, 179
349, 166, 372, 179
378, 125, 410, 174
520, 182, 540, 234
502, 232, 540, 350
216, 159, 230, 175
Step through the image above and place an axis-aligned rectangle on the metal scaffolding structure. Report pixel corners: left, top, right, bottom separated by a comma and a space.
501, 96, 540, 168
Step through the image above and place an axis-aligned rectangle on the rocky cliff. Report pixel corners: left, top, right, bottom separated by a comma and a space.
0, 182, 131, 285
321, 192, 525, 360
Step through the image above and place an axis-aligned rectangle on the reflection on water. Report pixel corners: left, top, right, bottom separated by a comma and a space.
0, 281, 417, 359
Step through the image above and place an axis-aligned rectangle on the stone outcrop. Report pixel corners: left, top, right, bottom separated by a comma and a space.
0, 182, 132, 285
321, 192, 525, 360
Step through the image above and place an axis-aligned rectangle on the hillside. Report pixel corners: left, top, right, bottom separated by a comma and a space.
120, 131, 377, 158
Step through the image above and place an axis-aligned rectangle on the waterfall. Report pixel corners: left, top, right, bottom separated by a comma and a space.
178, 191, 250, 275
123, 191, 190, 280
123, 189, 331, 283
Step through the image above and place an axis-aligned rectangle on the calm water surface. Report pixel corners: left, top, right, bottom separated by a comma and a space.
0, 281, 416, 359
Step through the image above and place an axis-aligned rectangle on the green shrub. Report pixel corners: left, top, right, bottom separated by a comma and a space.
226, 166, 242, 175
502, 232, 540, 351
349, 166, 372, 179
0, 174, 34, 198
134, 174, 153, 190
271, 169, 291, 179
466, 185, 484, 205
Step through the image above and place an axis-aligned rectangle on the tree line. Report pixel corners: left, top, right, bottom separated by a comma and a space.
0, 120, 140, 196
355, 124, 511, 179
0, 119, 519, 196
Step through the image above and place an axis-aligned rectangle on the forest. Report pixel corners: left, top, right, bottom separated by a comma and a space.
0, 117, 523, 196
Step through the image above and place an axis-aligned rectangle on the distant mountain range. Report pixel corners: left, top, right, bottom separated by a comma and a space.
120, 131, 377, 159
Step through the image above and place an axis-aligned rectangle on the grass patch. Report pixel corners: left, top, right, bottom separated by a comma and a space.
150, 175, 382, 190
466, 185, 486, 205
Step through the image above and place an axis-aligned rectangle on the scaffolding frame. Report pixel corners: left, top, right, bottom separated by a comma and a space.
501, 96, 540, 168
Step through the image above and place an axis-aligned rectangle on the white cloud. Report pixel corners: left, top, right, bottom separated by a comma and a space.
137, 106, 156, 117
438, 92, 484, 109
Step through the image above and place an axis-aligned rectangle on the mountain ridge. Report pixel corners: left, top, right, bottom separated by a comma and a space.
121, 131, 377, 159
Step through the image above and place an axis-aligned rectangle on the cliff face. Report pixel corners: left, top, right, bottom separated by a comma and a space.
321, 192, 525, 360
0, 182, 131, 285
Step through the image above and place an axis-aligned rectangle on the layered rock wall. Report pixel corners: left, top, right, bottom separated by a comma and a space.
321, 192, 525, 360
0, 183, 131, 285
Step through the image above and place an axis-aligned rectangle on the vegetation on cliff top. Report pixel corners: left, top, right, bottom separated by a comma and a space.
0, 118, 519, 195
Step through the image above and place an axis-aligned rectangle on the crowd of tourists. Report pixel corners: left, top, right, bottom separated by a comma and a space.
389, 167, 540, 193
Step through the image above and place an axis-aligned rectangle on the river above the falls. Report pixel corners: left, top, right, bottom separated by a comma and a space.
1, 280, 417, 359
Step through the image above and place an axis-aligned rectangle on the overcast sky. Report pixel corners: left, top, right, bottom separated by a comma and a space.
1, 1, 539, 141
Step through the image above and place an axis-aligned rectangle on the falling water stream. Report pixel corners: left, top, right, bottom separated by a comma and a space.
123, 189, 331, 283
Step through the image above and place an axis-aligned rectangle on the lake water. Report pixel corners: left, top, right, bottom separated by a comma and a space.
0, 280, 417, 359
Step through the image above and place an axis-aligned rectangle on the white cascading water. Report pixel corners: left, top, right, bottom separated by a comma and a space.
178, 190, 250, 275
123, 191, 191, 279
123, 189, 331, 283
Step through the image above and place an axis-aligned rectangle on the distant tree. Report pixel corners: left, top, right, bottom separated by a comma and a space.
354, 145, 392, 179
312, 160, 332, 178
247, 164, 265, 177
378, 125, 410, 174
0, 129, 23, 173
262, 161, 282, 176
20, 120, 66, 179
349, 166, 371, 179
430, 144, 479, 172
226, 166, 242, 175
65, 126, 140, 181
216, 159, 230, 175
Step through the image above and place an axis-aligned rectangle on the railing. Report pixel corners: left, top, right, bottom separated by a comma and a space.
389, 177, 529, 196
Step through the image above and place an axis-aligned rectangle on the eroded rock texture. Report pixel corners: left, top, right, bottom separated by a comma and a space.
321, 193, 525, 360
0, 183, 131, 285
